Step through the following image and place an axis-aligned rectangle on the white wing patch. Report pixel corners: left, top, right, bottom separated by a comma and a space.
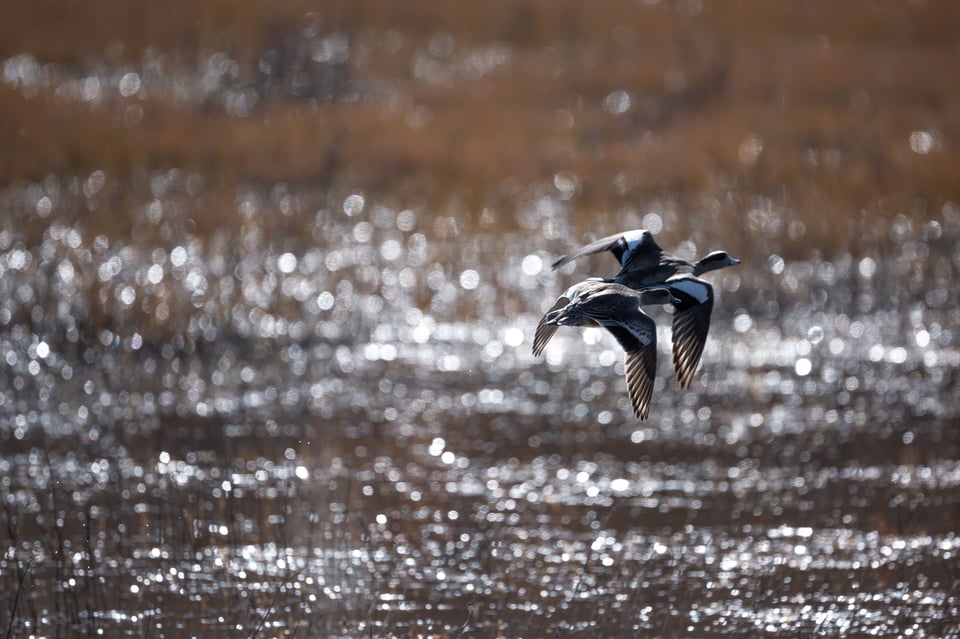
622, 229, 652, 251
669, 277, 710, 303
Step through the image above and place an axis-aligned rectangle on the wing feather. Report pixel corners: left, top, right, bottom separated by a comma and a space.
550, 233, 627, 270
670, 279, 714, 388
603, 320, 657, 420
532, 296, 569, 356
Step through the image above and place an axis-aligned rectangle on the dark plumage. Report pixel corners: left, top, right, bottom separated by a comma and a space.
533, 280, 677, 420
551, 230, 740, 387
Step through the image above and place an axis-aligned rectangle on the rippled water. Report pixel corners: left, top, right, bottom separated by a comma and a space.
3, 180, 959, 637
4, 6, 960, 638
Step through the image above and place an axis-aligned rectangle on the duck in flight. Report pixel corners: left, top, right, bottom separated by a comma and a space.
551, 229, 741, 388
533, 280, 678, 420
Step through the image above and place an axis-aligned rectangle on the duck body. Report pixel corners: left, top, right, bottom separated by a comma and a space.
550, 229, 741, 388
533, 280, 677, 420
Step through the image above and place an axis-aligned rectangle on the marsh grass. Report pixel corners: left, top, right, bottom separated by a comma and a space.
3, 2, 960, 637
0, 423, 371, 638
3, 0, 959, 261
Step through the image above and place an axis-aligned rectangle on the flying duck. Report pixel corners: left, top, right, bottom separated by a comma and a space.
551, 229, 741, 388
533, 280, 678, 420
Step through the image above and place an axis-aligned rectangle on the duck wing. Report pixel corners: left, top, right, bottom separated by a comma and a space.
602, 318, 658, 421
550, 232, 630, 270
532, 295, 570, 356
668, 277, 714, 388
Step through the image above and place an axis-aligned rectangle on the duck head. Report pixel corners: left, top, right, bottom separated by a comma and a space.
694, 251, 741, 275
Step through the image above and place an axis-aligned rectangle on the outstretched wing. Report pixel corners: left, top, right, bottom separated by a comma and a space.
553, 229, 661, 271
550, 232, 630, 270
603, 320, 658, 421
532, 295, 569, 356
669, 278, 714, 389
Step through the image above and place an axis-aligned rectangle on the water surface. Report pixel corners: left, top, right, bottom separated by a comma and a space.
2, 3, 960, 637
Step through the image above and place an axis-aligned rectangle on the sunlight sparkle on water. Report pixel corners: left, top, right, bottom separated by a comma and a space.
343, 193, 365, 217
503, 327, 524, 347
522, 254, 543, 276
1, 79, 958, 638
459, 269, 479, 290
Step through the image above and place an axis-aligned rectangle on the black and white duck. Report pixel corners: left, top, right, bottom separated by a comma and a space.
550, 229, 741, 388
533, 280, 678, 420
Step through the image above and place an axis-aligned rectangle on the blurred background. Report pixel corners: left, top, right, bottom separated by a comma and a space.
2, 1, 959, 637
